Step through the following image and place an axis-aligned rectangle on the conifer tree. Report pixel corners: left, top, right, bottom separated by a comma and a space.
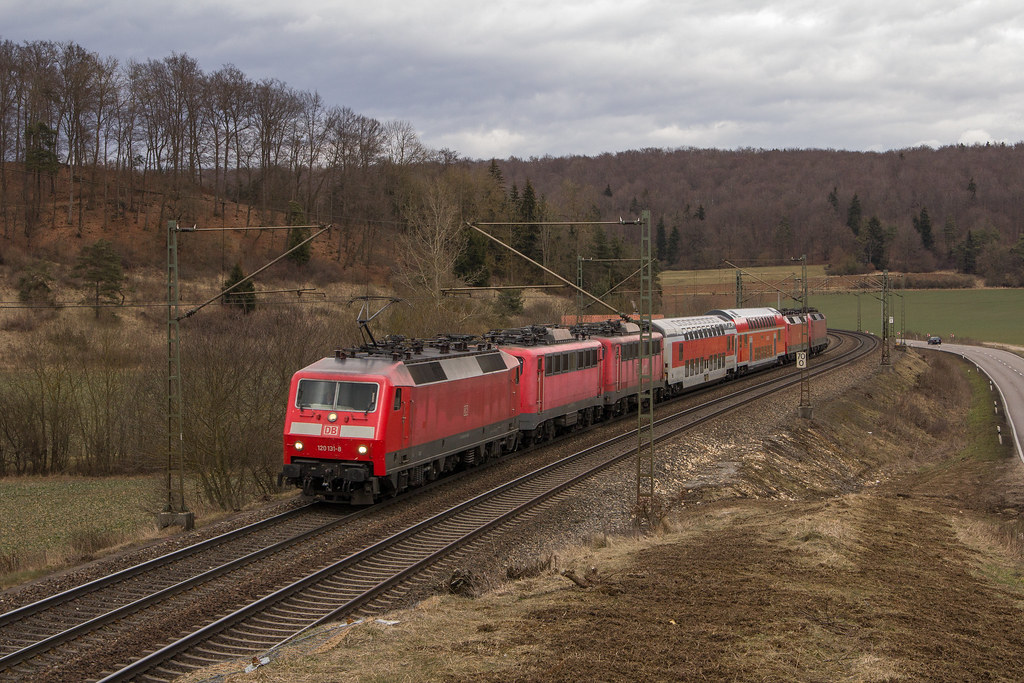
846, 194, 863, 235
73, 239, 125, 317
285, 201, 311, 266
862, 216, 889, 270
912, 207, 934, 251
513, 179, 542, 262
223, 262, 256, 313
655, 217, 668, 262
667, 225, 681, 266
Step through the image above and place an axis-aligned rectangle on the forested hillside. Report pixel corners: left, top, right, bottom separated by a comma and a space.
498, 145, 1024, 282
2, 39, 1024, 294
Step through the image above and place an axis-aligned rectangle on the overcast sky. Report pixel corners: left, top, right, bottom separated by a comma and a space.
3, 0, 1023, 159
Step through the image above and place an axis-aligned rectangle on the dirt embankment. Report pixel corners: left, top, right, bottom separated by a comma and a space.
186, 349, 1024, 682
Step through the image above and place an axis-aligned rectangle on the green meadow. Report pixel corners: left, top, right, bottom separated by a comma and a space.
0, 475, 162, 585
811, 289, 1024, 346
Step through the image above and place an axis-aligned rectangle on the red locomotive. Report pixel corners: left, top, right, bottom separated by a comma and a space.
485, 326, 604, 444
574, 319, 665, 412
780, 309, 830, 362
280, 336, 520, 504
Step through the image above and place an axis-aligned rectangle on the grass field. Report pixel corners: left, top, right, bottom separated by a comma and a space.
0, 475, 163, 586
811, 289, 1024, 345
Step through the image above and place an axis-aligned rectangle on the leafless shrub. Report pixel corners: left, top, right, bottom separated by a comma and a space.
0, 337, 81, 475
0, 551, 21, 576
68, 527, 121, 559
506, 553, 554, 580
445, 568, 479, 596
632, 495, 669, 532
0, 309, 58, 332
180, 306, 345, 509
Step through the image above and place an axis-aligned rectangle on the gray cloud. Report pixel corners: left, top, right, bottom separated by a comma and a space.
4, 0, 1023, 158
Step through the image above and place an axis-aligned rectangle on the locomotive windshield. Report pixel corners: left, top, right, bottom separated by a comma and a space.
296, 379, 378, 412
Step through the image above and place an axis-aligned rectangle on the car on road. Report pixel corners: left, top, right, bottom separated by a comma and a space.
927, 336, 942, 345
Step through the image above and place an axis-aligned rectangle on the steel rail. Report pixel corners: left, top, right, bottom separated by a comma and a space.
0, 503, 362, 674
0, 503, 319, 630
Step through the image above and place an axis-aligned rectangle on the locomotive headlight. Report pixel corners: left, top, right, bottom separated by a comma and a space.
294, 441, 304, 452
357, 444, 368, 455
327, 412, 338, 423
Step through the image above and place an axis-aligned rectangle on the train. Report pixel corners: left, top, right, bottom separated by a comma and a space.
278, 307, 828, 504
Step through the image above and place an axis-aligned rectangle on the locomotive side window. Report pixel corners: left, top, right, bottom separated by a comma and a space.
393, 387, 402, 411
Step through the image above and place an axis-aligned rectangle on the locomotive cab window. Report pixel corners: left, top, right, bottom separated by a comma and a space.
296, 379, 378, 413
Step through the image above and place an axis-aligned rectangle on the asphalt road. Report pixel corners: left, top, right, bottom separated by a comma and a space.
908, 340, 1024, 465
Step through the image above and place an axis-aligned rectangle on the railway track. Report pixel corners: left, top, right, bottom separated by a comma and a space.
0, 503, 361, 677
0, 330, 873, 682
